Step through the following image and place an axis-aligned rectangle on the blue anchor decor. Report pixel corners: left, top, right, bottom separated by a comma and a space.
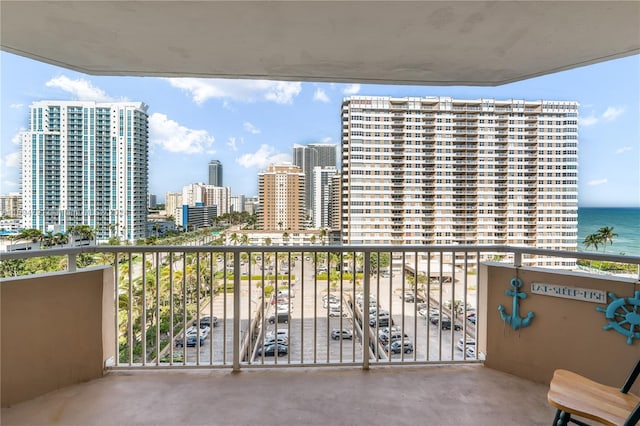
596, 291, 640, 345
498, 277, 534, 330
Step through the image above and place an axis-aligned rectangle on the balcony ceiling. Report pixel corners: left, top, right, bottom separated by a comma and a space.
1, 1, 639, 86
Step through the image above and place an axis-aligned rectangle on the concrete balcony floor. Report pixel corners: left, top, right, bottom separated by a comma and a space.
1, 364, 555, 425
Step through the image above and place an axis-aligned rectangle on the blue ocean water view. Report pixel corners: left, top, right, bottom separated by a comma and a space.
577, 207, 640, 256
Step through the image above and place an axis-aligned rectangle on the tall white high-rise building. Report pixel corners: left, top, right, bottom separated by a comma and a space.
341, 96, 578, 264
21, 101, 149, 242
230, 194, 246, 213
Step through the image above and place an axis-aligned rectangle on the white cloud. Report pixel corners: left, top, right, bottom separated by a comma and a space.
587, 178, 608, 186
165, 78, 302, 105
0, 151, 21, 192
243, 122, 261, 134
236, 144, 291, 169
602, 106, 624, 121
11, 131, 23, 145
343, 84, 361, 95
313, 88, 330, 103
148, 112, 215, 154
3, 151, 21, 168
9, 103, 23, 109
1, 180, 19, 190
615, 146, 633, 154
579, 115, 598, 127
321, 136, 333, 143
227, 136, 244, 152
45, 75, 116, 101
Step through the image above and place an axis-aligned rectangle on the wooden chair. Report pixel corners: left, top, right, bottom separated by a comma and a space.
547, 358, 640, 425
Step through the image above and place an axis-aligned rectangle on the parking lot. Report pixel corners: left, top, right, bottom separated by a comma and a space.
168, 256, 478, 365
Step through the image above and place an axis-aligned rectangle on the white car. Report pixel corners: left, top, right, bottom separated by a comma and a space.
265, 329, 289, 339
186, 326, 210, 339
456, 338, 475, 352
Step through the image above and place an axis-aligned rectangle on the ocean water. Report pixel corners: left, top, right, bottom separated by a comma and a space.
577, 207, 640, 256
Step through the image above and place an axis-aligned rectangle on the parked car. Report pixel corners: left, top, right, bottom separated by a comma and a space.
265, 329, 289, 340
465, 346, 476, 357
429, 312, 448, 324
466, 312, 477, 325
386, 340, 414, 354
401, 292, 425, 303
268, 312, 289, 324
264, 336, 288, 346
324, 300, 340, 308
330, 329, 353, 340
257, 344, 288, 357
197, 316, 218, 328
329, 308, 348, 318
440, 318, 462, 331
186, 326, 210, 339
379, 331, 407, 345
369, 315, 392, 327
457, 338, 476, 352
176, 334, 204, 347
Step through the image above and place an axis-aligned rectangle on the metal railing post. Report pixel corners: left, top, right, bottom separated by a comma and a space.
233, 250, 241, 372
68, 252, 77, 272
363, 251, 370, 370
514, 251, 522, 268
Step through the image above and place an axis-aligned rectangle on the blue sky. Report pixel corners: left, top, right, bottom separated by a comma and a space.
1, 52, 639, 207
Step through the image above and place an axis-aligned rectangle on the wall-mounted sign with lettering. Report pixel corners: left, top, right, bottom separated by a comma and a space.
530, 283, 606, 303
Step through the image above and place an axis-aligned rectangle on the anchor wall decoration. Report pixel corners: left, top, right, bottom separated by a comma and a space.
498, 277, 534, 330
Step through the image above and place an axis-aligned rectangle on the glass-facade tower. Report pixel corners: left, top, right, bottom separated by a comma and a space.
21, 101, 149, 242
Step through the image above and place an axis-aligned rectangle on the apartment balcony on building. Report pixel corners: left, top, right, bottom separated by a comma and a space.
2, 245, 639, 424
2, 1, 639, 424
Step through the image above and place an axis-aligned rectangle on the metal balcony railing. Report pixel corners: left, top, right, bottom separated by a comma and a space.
2, 245, 639, 371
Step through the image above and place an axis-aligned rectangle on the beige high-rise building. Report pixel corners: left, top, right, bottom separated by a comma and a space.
0, 194, 22, 218
341, 96, 578, 266
165, 192, 182, 221
258, 164, 305, 231
203, 185, 230, 216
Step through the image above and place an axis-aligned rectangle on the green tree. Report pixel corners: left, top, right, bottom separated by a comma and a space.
597, 226, 618, 253
583, 233, 600, 252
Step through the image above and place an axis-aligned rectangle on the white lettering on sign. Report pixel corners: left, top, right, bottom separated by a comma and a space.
530, 283, 606, 303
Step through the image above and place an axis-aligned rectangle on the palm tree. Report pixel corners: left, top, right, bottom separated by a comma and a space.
229, 233, 239, 245
597, 226, 618, 253
583, 233, 601, 270
240, 234, 249, 245
583, 233, 600, 252
319, 228, 327, 246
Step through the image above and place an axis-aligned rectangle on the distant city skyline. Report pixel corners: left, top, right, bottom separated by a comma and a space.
1, 52, 639, 207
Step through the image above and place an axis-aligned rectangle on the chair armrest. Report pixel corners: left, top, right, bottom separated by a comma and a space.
621, 358, 640, 394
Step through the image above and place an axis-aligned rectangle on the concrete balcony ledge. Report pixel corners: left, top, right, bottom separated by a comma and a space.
1, 365, 555, 426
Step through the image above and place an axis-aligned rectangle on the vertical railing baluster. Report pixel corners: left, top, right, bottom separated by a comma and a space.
169, 253, 175, 365
114, 252, 119, 367
233, 250, 240, 371
363, 251, 370, 370
142, 252, 147, 365
196, 252, 201, 366
127, 253, 133, 366
182, 252, 187, 364
155, 251, 160, 365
